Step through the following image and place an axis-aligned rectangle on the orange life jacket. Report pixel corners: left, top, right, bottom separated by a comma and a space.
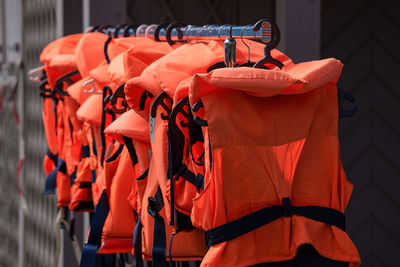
79, 38, 174, 267
188, 61, 361, 267
124, 40, 284, 265
39, 33, 85, 207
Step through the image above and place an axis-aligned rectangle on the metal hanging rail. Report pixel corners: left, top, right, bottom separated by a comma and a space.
107, 20, 275, 44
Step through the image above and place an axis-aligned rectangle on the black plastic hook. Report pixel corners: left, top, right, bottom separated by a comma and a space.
123, 24, 138, 37
110, 83, 129, 114
253, 19, 283, 69
338, 88, 357, 118
154, 22, 170, 42
165, 22, 187, 45
150, 92, 173, 121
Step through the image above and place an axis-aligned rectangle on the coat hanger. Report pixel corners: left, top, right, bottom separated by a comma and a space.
252, 19, 283, 69
237, 25, 269, 68
114, 24, 128, 38
338, 88, 357, 118
139, 90, 154, 111
53, 70, 81, 97
109, 83, 129, 114
166, 22, 187, 45
123, 24, 138, 37
150, 92, 172, 120
191, 100, 208, 126
207, 24, 232, 72
136, 24, 149, 37
83, 78, 102, 94
28, 66, 44, 83
149, 91, 172, 142
154, 22, 171, 42
169, 97, 205, 167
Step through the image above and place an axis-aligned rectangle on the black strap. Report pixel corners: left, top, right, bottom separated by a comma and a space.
70, 170, 77, 185
80, 190, 109, 267
137, 168, 149, 181
105, 144, 124, 163
91, 170, 96, 183
204, 198, 345, 247
176, 164, 204, 193
133, 216, 144, 267
82, 145, 90, 158
104, 36, 112, 64
139, 91, 154, 111
122, 137, 138, 166
44, 158, 66, 195
74, 201, 94, 211
100, 86, 114, 166
46, 149, 58, 166
147, 187, 167, 267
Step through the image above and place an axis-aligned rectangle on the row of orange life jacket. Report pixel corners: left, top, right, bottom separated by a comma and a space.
35, 30, 361, 267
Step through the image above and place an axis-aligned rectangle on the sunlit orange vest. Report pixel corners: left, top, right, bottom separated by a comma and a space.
124, 40, 288, 264
188, 61, 361, 267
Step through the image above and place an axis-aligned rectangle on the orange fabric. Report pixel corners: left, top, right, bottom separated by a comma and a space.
76, 94, 103, 126
104, 110, 151, 215
91, 145, 136, 254
69, 124, 95, 212
124, 40, 284, 120
40, 34, 83, 87
140, 160, 208, 261
188, 60, 360, 267
165, 78, 205, 216
67, 77, 90, 105
75, 32, 109, 78
122, 40, 281, 262
42, 97, 58, 156
108, 38, 173, 85
105, 110, 150, 144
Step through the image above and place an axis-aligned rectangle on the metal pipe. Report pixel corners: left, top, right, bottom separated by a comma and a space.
109, 23, 272, 43
157, 25, 271, 43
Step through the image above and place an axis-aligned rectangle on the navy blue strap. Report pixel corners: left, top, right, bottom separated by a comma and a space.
44, 168, 57, 194
105, 144, 124, 163
122, 137, 139, 166
147, 187, 167, 267
176, 164, 204, 193
137, 168, 149, 181
82, 145, 90, 158
70, 170, 77, 185
44, 158, 66, 195
91, 170, 96, 183
80, 182, 92, 189
204, 198, 346, 247
104, 36, 112, 64
74, 201, 94, 212
167, 127, 176, 226
133, 216, 144, 267
46, 149, 58, 166
100, 86, 114, 167
80, 190, 110, 267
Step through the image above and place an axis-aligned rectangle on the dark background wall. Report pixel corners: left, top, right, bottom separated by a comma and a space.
322, 1, 400, 266
126, 0, 275, 26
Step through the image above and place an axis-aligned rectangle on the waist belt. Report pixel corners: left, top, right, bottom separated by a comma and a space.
204, 197, 346, 247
